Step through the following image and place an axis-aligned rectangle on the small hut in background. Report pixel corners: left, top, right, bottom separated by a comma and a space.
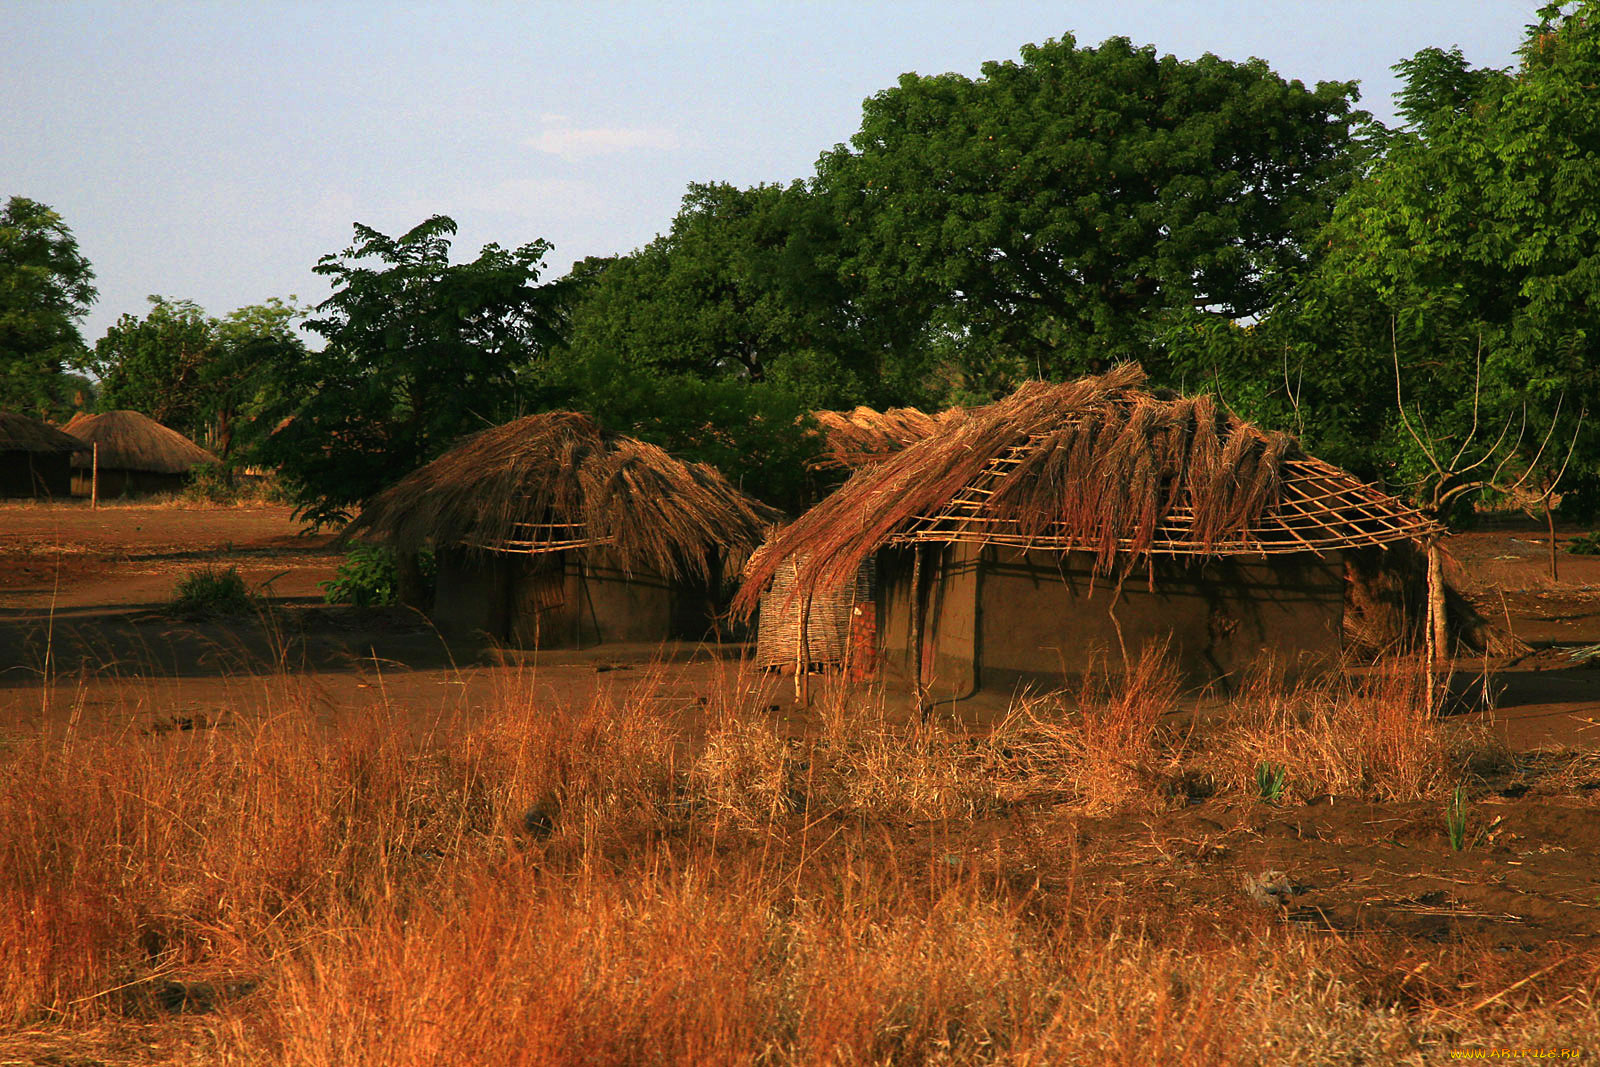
739, 366, 1447, 701
0, 413, 89, 498
64, 411, 217, 497
342, 412, 779, 649
752, 405, 959, 672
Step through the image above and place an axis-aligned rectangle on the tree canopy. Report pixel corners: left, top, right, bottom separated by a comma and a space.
813, 34, 1367, 398
260, 216, 568, 526
0, 196, 96, 418
1266, 1, 1600, 514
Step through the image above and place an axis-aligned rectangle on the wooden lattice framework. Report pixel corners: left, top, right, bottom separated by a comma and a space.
888, 443, 1444, 558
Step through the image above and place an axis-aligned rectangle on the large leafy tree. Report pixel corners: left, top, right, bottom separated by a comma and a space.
564, 182, 925, 412
1276, 2, 1600, 514
261, 216, 567, 526
91, 296, 305, 464
0, 196, 96, 417
815, 35, 1367, 398
93, 297, 216, 433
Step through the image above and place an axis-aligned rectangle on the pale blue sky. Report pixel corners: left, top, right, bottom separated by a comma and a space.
2, 1, 1537, 344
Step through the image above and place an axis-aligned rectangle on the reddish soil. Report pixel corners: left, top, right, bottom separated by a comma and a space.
1, 504, 1598, 958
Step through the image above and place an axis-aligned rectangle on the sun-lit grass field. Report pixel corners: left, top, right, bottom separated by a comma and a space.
2, 650, 1596, 1065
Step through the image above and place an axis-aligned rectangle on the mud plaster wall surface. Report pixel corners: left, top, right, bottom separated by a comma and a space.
879, 546, 1346, 698
432, 548, 708, 648
70, 468, 186, 499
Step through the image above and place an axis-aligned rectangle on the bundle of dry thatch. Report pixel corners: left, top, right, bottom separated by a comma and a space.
736, 365, 1443, 613
342, 411, 781, 581
0, 412, 89, 454
808, 406, 961, 471
64, 411, 216, 473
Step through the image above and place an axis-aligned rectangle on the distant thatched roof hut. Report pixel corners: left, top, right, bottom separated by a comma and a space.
0, 412, 88, 498
344, 411, 781, 648
64, 411, 217, 497
740, 366, 1446, 699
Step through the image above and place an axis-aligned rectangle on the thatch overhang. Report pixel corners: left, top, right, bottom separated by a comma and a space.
808, 405, 962, 471
342, 411, 782, 582
64, 411, 216, 473
0, 412, 90, 454
736, 365, 1445, 615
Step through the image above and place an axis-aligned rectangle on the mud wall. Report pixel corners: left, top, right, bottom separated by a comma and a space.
878, 545, 1345, 698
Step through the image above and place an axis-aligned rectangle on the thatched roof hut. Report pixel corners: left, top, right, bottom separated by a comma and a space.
739, 366, 1446, 698
64, 411, 216, 497
345, 411, 781, 647
0, 412, 88, 498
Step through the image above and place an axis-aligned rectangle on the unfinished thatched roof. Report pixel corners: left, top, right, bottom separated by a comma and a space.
64, 411, 216, 474
0, 412, 89, 454
808, 406, 961, 471
736, 366, 1444, 614
342, 411, 782, 581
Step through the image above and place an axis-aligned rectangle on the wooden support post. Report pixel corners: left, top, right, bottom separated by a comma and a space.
795, 589, 812, 705
90, 442, 98, 509
1426, 540, 1447, 707
909, 545, 926, 717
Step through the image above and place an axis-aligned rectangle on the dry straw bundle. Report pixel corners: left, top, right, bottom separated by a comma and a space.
343, 411, 780, 581
807, 405, 962, 471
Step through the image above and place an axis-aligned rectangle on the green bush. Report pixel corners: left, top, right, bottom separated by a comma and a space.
171, 565, 255, 615
321, 546, 434, 607
1568, 530, 1600, 556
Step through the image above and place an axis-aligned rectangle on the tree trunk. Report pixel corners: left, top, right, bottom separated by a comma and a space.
1546, 503, 1559, 583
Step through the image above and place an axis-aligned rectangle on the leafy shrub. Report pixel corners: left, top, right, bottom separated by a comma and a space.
1568, 530, 1600, 555
171, 565, 255, 615
321, 546, 435, 607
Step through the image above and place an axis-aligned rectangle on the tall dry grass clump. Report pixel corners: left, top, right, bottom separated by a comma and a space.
1215, 658, 1454, 801
1012, 643, 1182, 811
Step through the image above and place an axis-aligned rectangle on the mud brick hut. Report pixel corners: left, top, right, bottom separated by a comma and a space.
343, 412, 779, 648
738, 366, 1447, 701
753, 405, 961, 674
64, 411, 217, 497
0, 412, 89, 498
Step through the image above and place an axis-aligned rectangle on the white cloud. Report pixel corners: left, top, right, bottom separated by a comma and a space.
524, 124, 681, 160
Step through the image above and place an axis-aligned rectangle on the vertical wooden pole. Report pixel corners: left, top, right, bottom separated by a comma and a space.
909, 545, 925, 715
1545, 503, 1559, 583
91, 442, 99, 509
796, 588, 812, 705
1426, 540, 1447, 707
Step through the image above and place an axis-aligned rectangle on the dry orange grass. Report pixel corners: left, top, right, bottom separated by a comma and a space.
0, 657, 1590, 1064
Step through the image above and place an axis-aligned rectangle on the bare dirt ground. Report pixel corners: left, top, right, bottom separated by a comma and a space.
1, 501, 1598, 1050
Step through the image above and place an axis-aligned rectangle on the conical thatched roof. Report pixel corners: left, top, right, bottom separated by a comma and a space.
808, 405, 961, 471
736, 365, 1444, 614
64, 411, 216, 473
342, 411, 783, 581
0, 412, 89, 454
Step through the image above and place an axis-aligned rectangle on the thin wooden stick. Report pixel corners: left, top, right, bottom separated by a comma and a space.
796, 589, 812, 705
91, 441, 98, 508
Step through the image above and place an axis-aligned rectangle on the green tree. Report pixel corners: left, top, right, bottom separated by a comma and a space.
564, 182, 925, 412
261, 216, 567, 526
815, 34, 1368, 398
0, 196, 96, 417
1275, 2, 1600, 514
93, 296, 216, 434
92, 296, 308, 465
